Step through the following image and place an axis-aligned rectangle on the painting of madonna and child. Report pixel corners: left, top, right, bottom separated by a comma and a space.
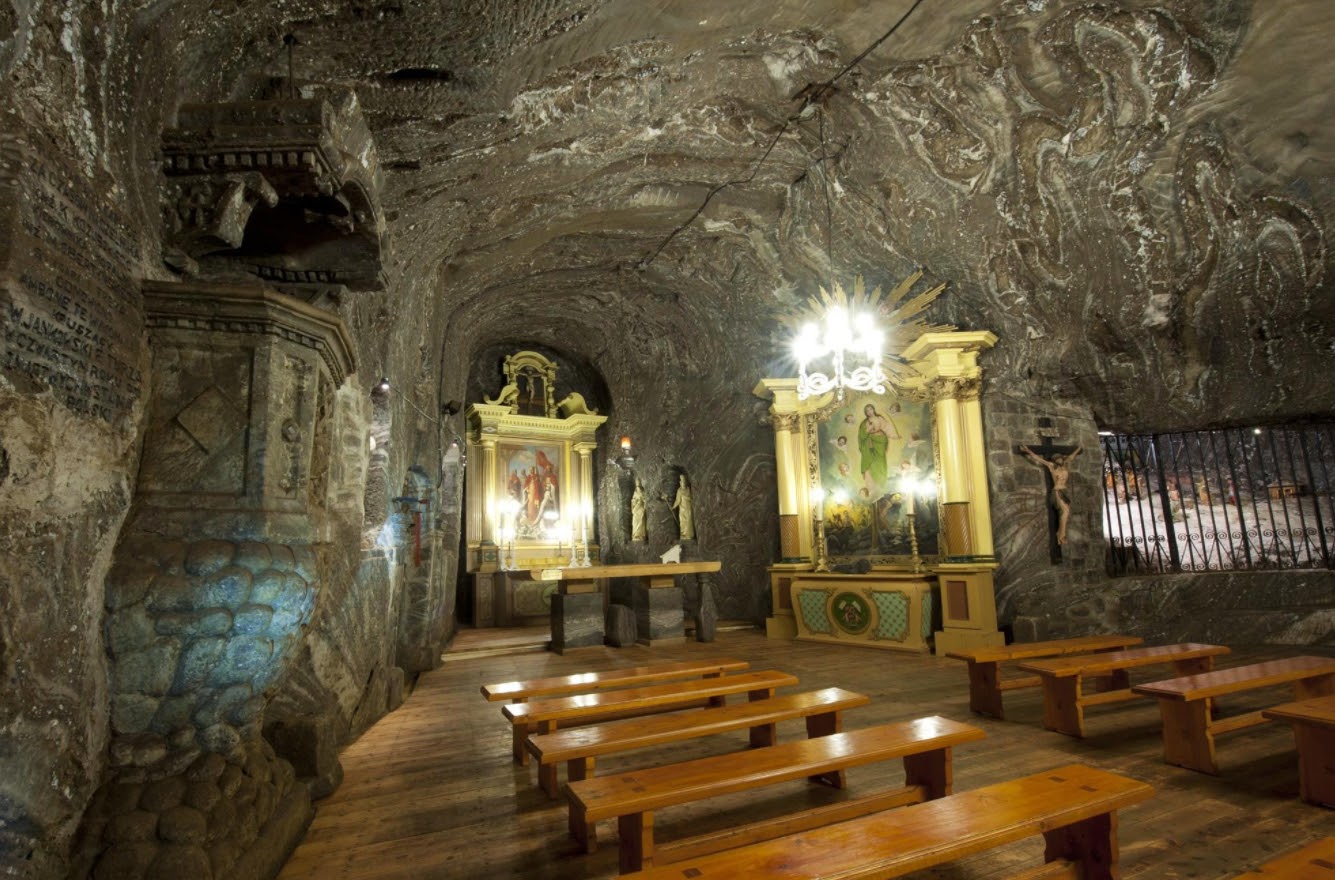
818, 394, 939, 560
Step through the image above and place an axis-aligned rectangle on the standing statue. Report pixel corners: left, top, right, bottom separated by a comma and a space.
671, 474, 695, 541
1019, 444, 1082, 545
631, 477, 647, 542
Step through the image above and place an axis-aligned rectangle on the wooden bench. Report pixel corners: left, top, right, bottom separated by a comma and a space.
619, 763, 1155, 880
527, 686, 869, 798
481, 657, 749, 702
1017, 642, 1230, 738
1233, 837, 1335, 878
1264, 694, 1335, 806
947, 634, 1144, 719
1131, 655, 1335, 775
484, 657, 750, 763
565, 715, 985, 874
503, 670, 797, 766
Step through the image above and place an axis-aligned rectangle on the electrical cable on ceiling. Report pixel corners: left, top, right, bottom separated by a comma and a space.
636, 0, 929, 270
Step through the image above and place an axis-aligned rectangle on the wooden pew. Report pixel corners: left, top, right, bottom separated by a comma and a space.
1131, 655, 1335, 775
565, 715, 985, 873
503, 670, 796, 765
1232, 837, 1335, 878
618, 763, 1155, 880
1017, 642, 1230, 738
481, 657, 749, 703
1263, 694, 1335, 806
946, 634, 1144, 718
485, 657, 750, 763
527, 686, 869, 798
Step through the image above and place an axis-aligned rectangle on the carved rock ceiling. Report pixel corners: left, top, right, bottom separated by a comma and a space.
126, 0, 1335, 428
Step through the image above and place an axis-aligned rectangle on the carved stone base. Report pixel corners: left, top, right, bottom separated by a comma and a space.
73, 739, 311, 880
635, 583, 685, 645
549, 593, 603, 653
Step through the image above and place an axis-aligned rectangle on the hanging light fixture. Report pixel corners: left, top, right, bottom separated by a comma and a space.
790, 97, 887, 401
793, 303, 887, 400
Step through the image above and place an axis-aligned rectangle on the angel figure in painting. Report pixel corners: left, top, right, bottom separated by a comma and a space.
1019, 444, 1082, 545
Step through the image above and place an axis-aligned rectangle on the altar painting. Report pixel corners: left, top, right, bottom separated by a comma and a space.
499, 443, 562, 541
817, 393, 939, 559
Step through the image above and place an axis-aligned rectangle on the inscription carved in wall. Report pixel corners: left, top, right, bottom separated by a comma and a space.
0, 136, 143, 422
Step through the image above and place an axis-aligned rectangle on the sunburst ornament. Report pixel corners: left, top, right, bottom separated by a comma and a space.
784, 272, 955, 400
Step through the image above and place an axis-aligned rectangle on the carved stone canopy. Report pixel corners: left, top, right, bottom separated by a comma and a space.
161, 90, 388, 291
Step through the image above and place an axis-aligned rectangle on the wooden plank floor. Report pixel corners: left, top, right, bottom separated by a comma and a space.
277, 631, 1334, 880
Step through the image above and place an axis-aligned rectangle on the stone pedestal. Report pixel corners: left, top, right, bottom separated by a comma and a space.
550, 593, 604, 653
635, 582, 685, 645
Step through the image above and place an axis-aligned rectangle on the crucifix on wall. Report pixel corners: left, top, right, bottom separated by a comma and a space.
1016, 420, 1082, 562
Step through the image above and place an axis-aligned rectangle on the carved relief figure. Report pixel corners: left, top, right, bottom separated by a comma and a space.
631, 478, 647, 542
671, 475, 695, 541
1019, 445, 1082, 545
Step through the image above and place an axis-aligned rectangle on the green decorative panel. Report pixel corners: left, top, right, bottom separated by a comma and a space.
871, 590, 910, 642
831, 592, 872, 635
921, 592, 934, 641
797, 588, 835, 635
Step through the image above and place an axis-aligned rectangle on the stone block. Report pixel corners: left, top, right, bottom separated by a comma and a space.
634, 583, 684, 644
605, 603, 637, 647
550, 592, 603, 653
694, 579, 718, 643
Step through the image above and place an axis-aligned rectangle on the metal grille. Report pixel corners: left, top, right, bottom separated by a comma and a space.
1101, 425, 1335, 575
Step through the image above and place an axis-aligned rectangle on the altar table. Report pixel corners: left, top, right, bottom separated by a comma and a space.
522, 561, 722, 652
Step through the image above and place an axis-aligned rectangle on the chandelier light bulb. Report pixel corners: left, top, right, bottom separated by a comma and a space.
793, 296, 887, 401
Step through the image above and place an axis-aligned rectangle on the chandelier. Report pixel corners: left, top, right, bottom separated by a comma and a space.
792, 305, 886, 400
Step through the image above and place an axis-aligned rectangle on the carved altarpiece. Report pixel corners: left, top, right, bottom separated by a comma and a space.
465, 351, 606, 627
755, 330, 1004, 654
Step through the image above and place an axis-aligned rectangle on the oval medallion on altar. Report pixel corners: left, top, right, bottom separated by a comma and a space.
831, 591, 872, 634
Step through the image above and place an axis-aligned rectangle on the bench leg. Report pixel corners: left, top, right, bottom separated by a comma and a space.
539, 761, 560, 799
1294, 673, 1335, 700
1041, 676, 1086, 738
805, 709, 843, 739
1093, 669, 1130, 693
568, 802, 597, 853
1292, 722, 1335, 807
748, 687, 777, 702
704, 671, 726, 707
513, 724, 531, 765
1157, 698, 1218, 774
967, 660, 1006, 718
1042, 810, 1121, 880
902, 746, 953, 799
618, 811, 655, 874
567, 756, 595, 785
749, 721, 778, 748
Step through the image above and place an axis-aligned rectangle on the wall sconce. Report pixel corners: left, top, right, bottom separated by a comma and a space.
373, 377, 391, 394
613, 435, 636, 470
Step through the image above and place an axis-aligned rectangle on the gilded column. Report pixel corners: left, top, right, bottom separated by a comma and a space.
575, 441, 596, 545
478, 436, 498, 547
958, 379, 994, 558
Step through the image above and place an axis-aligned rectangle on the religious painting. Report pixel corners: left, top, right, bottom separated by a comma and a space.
498, 442, 563, 541
816, 392, 939, 560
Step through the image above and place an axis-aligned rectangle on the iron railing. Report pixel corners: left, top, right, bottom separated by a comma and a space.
1101, 425, 1335, 575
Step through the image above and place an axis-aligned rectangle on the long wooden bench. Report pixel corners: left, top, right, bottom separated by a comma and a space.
946, 634, 1144, 719
1263, 694, 1335, 806
481, 657, 749, 703
1232, 837, 1335, 878
485, 657, 750, 764
1131, 655, 1335, 775
618, 763, 1155, 880
565, 715, 986, 874
503, 670, 797, 765
1017, 642, 1230, 738
527, 686, 869, 798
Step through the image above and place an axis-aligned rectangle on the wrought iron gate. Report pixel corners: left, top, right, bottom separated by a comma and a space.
1101, 425, 1335, 574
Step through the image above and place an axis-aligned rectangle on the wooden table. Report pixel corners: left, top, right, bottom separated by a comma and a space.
1263, 695, 1335, 805
521, 561, 722, 651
